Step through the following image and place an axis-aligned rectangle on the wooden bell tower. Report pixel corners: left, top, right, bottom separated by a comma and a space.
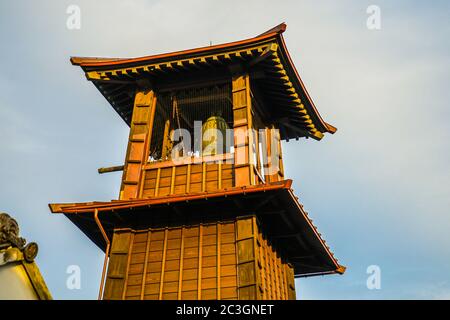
50, 23, 345, 300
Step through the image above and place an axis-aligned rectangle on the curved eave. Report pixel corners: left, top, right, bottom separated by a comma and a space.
49, 180, 345, 277
71, 23, 336, 140
276, 33, 336, 135
71, 31, 280, 69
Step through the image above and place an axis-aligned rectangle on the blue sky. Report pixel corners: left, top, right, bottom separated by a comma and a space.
0, 0, 449, 299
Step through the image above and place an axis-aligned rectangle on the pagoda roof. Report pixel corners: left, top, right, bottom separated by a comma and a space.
71, 23, 336, 141
49, 180, 345, 277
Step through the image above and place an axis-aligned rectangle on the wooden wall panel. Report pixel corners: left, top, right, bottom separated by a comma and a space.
141, 162, 235, 198
104, 216, 295, 300
255, 230, 296, 300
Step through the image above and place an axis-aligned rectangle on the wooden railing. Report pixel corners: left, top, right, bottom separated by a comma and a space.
98, 152, 270, 199
139, 153, 236, 198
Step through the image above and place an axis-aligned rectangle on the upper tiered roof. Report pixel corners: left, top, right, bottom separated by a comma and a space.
71, 23, 336, 140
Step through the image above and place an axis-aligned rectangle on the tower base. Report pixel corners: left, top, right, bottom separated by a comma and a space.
104, 215, 296, 300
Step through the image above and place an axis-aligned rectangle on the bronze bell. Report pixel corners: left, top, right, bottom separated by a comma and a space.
202, 116, 229, 156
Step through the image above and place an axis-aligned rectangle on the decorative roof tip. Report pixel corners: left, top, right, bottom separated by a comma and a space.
326, 123, 337, 134
336, 265, 347, 274
70, 56, 127, 66
257, 22, 287, 37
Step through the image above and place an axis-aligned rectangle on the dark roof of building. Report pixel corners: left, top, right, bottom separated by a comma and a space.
71, 23, 336, 141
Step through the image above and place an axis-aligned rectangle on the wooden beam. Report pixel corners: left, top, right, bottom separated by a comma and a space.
248, 43, 278, 67
98, 165, 124, 174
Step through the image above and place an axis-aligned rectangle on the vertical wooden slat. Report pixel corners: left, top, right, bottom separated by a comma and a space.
263, 239, 273, 299
138, 169, 147, 198
252, 218, 262, 300
140, 230, 151, 300
258, 235, 267, 300
234, 220, 240, 299
197, 224, 203, 299
186, 164, 191, 193
284, 264, 290, 300
218, 163, 222, 190
216, 222, 221, 299
170, 166, 176, 194
270, 247, 277, 299
282, 263, 289, 299
273, 253, 281, 300
177, 227, 185, 300
263, 240, 269, 299
276, 257, 283, 300
201, 162, 206, 192
155, 168, 161, 197
282, 259, 288, 300
159, 229, 168, 300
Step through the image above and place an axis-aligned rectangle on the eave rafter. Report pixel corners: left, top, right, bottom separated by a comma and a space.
84, 42, 274, 82
262, 51, 324, 140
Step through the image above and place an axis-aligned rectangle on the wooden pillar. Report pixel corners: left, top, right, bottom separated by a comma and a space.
120, 89, 157, 200
285, 263, 296, 300
263, 127, 272, 183
103, 230, 133, 300
254, 125, 261, 182
232, 73, 254, 187
275, 127, 284, 181
236, 216, 261, 299
264, 126, 284, 183
161, 119, 172, 160
197, 225, 203, 299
